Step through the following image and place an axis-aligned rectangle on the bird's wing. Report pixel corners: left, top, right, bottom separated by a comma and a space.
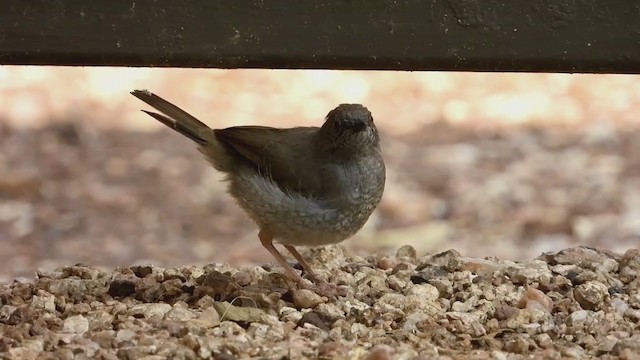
213, 126, 283, 168
214, 126, 322, 195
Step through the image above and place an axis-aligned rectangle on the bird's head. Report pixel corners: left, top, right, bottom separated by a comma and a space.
319, 104, 379, 152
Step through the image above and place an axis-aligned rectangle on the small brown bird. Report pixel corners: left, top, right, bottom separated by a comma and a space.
131, 90, 385, 292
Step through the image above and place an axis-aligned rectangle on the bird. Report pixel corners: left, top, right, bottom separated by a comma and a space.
131, 90, 386, 294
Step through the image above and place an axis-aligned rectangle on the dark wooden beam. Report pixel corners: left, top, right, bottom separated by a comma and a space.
2, 0, 640, 73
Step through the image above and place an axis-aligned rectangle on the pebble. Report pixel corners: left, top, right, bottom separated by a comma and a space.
31, 291, 56, 312
570, 310, 589, 323
164, 306, 196, 322
130, 303, 172, 319
292, 289, 324, 309
62, 315, 89, 334
574, 281, 609, 310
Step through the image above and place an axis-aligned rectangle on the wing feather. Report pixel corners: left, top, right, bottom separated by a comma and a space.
214, 126, 321, 195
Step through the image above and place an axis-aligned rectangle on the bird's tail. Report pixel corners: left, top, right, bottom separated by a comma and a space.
131, 89, 231, 171
130, 90, 216, 146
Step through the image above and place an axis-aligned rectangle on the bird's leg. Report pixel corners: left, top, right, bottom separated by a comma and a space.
284, 245, 346, 297
283, 245, 319, 281
258, 229, 309, 286
259, 230, 345, 298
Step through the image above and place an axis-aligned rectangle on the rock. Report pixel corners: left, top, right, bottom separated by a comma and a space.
22, 338, 44, 352
503, 334, 533, 354
0, 304, 17, 322
505, 261, 553, 285
117, 345, 158, 360
534, 333, 553, 349
403, 283, 442, 316
279, 306, 303, 323
625, 308, 640, 322
317, 341, 348, 359
231, 271, 252, 286
395, 245, 417, 260
115, 329, 137, 343
62, 314, 89, 334
610, 298, 629, 315
365, 345, 395, 360
402, 311, 430, 332
561, 346, 585, 358
417, 250, 462, 272
129, 264, 162, 279
30, 290, 56, 312
574, 281, 609, 310
130, 303, 172, 319
570, 310, 589, 323
376, 293, 406, 310
297, 311, 331, 331
61, 265, 105, 280
494, 305, 519, 321
517, 287, 553, 313
613, 337, 640, 356
315, 303, 346, 321
108, 275, 137, 298
376, 257, 395, 270
8, 347, 40, 360
293, 289, 324, 309
540, 247, 616, 271
196, 307, 221, 328
407, 283, 439, 300
164, 306, 196, 322
598, 336, 619, 354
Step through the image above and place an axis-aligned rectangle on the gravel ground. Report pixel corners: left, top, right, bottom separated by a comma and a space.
2, 245, 640, 359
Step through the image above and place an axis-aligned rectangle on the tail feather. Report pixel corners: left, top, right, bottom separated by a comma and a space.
130, 90, 215, 144
132, 89, 232, 171
141, 110, 207, 144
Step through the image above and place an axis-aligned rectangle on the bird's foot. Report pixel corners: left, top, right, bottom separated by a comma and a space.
299, 279, 347, 299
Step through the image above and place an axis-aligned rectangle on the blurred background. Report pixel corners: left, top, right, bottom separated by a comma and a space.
1, 67, 639, 282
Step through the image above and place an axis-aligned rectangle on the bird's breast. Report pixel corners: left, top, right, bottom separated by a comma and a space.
229, 149, 385, 247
